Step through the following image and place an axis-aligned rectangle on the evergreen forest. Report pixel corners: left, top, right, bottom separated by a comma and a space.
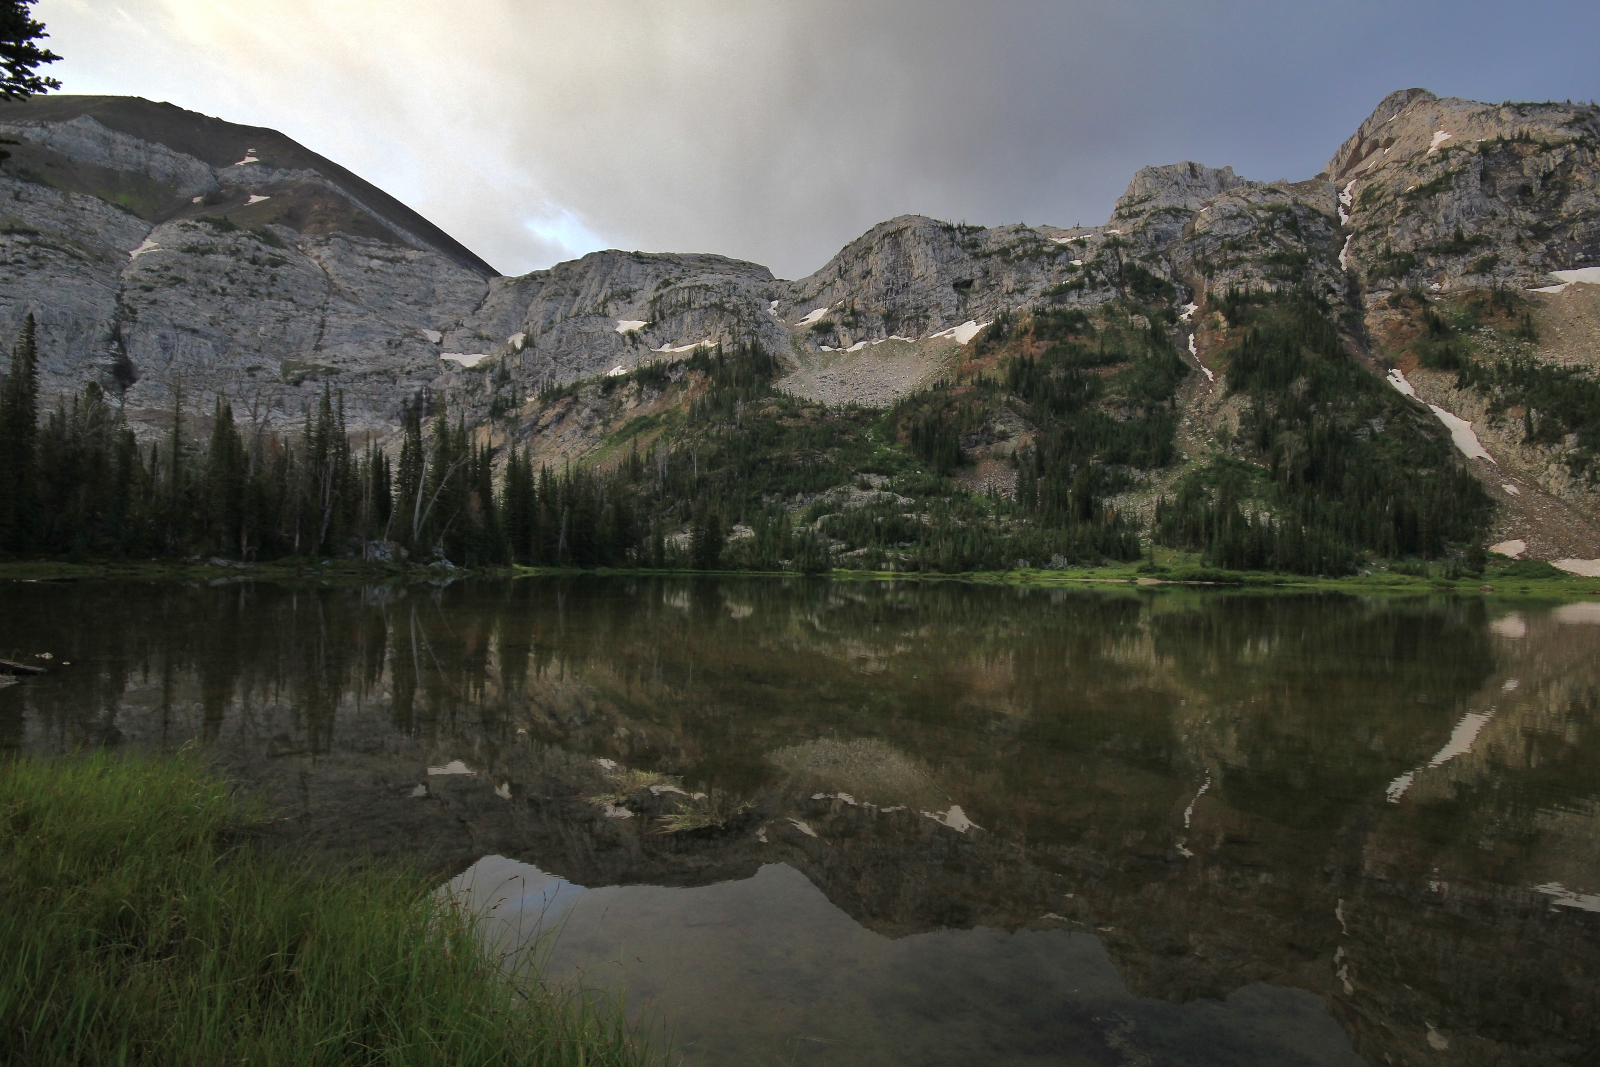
0, 289, 1498, 575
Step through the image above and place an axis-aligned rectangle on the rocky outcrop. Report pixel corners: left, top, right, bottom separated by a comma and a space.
0, 98, 500, 438
1329, 88, 1600, 297
0, 89, 1596, 482
451, 248, 786, 387
778, 214, 1100, 344
1096, 161, 1346, 306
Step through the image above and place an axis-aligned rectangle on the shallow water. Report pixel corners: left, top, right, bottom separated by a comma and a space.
4, 577, 1599, 1065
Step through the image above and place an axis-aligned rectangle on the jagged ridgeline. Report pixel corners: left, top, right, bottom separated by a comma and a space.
3, 88, 1599, 572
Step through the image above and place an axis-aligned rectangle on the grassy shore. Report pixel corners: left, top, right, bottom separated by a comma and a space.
0, 753, 647, 1067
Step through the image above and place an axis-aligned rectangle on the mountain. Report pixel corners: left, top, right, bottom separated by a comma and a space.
0, 89, 1597, 570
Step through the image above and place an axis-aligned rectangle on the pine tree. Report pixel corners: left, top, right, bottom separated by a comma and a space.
0, 314, 40, 551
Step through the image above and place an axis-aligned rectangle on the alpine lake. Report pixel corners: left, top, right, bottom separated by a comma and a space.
3, 575, 1598, 1067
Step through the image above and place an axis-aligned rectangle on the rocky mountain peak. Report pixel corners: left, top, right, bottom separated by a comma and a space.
1325, 87, 1600, 183
1111, 162, 1249, 218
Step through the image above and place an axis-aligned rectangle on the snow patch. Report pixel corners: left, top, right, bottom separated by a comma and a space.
1427, 130, 1452, 154
409, 784, 427, 797
845, 340, 869, 352
788, 818, 817, 838
1183, 776, 1211, 828
1387, 709, 1495, 802
421, 329, 442, 345
1188, 334, 1214, 381
1178, 303, 1198, 322
246, 194, 270, 205
596, 758, 618, 771
1429, 405, 1494, 462
1070, 259, 1083, 266
233, 153, 259, 166
1550, 266, 1600, 285
1489, 539, 1526, 558
768, 300, 780, 315
128, 238, 160, 260
1429, 712, 1493, 766
495, 782, 512, 800
191, 195, 204, 204
930, 320, 990, 345
440, 353, 490, 368
1554, 601, 1600, 623
615, 319, 648, 333
1501, 483, 1520, 496
1531, 284, 1571, 294
1553, 559, 1600, 578
506, 332, 526, 348
922, 805, 979, 832
1339, 235, 1353, 271
1384, 773, 1415, 803
1490, 614, 1527, 639
1535, 882, 1600, 912
427, 760, 473, 776
607, 365, 626, 377
653, 339, 717, 354
1385, 368, 1416, 396
796, 306, 832, 327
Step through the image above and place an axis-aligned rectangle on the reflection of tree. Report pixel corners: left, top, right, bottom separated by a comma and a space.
2, 580, 1599, 1064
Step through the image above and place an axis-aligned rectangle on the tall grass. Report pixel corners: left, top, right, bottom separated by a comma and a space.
0, 753, 648, 1066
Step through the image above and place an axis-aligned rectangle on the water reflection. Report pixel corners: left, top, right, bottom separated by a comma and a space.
452, 855, 1363, 1067
3, 577, 1599, 1065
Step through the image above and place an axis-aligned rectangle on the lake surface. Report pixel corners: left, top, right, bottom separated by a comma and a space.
3, 577, 1599, 1066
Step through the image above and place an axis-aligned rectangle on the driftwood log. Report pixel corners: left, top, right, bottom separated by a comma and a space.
0, 659, 45, 676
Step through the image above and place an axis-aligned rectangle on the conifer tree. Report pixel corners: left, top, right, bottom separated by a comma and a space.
0, 314, 40, 551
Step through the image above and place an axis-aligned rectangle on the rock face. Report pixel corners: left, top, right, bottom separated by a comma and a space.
0, 96, 497, 438
1328, 88, 1600, 297
450, 248, 786, 388
0, 89, 1597, 497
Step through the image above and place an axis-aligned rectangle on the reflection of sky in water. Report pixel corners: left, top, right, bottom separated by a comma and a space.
5, 579, 1600, 1064
452, 855, 1363, 1067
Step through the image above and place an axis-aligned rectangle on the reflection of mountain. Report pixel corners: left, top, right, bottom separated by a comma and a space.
2, 579, 1598, 1065
452, 854, 1364, 1067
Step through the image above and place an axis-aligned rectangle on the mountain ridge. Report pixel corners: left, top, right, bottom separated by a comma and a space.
0, 88, 1597, 569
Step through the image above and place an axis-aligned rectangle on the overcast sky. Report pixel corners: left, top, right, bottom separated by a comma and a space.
34, 1, 1600, 278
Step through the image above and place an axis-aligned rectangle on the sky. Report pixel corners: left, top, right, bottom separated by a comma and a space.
33, 0, 1600, 279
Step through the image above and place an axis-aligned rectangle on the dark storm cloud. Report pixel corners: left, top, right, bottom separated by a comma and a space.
38, 0, 1600, 277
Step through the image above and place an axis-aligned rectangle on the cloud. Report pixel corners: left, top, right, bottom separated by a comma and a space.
34, 0, 1600, 278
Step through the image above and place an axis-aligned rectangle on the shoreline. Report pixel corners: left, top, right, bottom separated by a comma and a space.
0, 753, 649, 1066
0, 557, 1594, 600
